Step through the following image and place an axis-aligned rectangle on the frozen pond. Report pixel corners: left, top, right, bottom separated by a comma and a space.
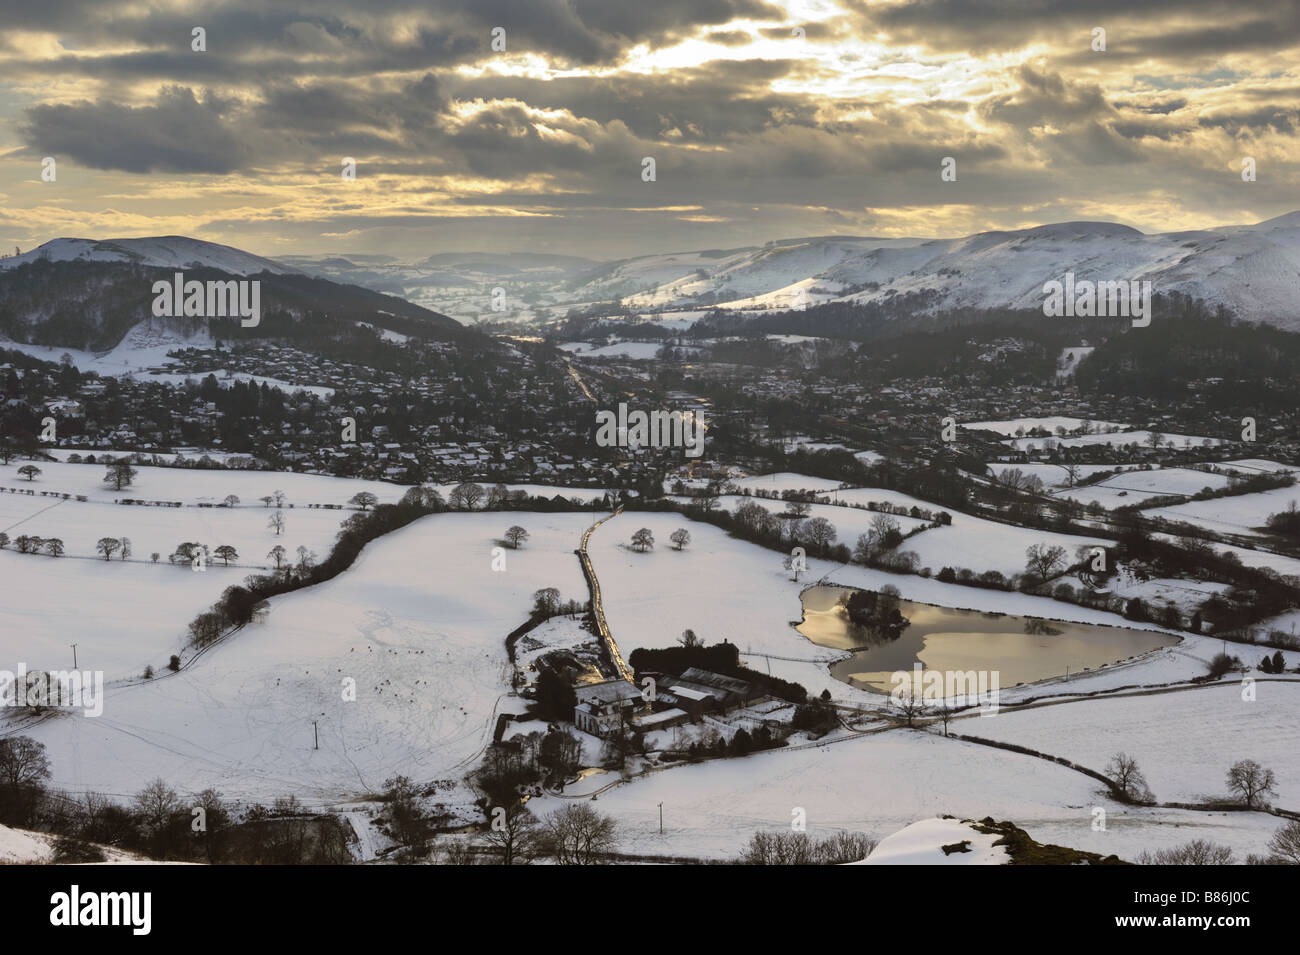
796, 586, 1180, 693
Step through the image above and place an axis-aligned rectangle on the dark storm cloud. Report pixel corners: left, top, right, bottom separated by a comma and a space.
3, 0, 784, 68
980, 65, 1114, 129
1196, 106, 1300, 135
21, 86, 252, 173
848, 0, 1300, 55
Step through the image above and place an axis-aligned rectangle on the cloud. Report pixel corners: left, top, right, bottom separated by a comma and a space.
21, 87, 253, 174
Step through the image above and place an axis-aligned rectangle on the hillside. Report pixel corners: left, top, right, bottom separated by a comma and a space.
565, 213, 1300, 331
0, 237, 480, 353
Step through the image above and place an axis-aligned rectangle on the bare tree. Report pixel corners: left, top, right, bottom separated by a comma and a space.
1104, 752, 1153, 802
17, 465, 41, 482
892, 691, 929, 728
504, 526, 529, 549
133, 777, 181, 838
804, 517, 837, 555
95, 537, 121, 561
1266, 818, 1300, 864
1137, 840, 1235, 865
214, 545, 238, 566
543, 803, 616, 865
1226, 759, 1277, 808
484, 804, 540, 865
268, 512, 285, 536
348, 491, 378, 510
669, 528, 691, 551
0, 736, 51, 792
267, 545, 286, 570
103, 461, 137, 490
679, 628, 702, 648
223, 494, 240, 508
934, 700, 956, 737
1025, 543, 1067, 582
450, 482, 485, 511
630, 528, 654, 552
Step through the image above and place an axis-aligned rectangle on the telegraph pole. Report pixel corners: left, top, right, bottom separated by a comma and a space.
70, 644, 77, 669
658, 802, 663, 835
313, 720, 319, 750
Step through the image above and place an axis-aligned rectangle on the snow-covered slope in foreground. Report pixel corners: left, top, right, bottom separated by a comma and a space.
854, 817, 1009, 865
0, 236, 296, 276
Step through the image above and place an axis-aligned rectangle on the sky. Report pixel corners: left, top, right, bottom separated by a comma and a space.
1, 0, 1298, 262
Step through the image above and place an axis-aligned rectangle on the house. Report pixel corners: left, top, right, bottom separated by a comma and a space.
573, 679, 643, 738
676, 667, 758, 707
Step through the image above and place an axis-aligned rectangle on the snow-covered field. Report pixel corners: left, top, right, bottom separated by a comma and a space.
0, 458, 408, 507
0, 459, 612, 678
5, 511, 594, 805
968, 682, 1300, 807
826, 486, 1108, 576
993, 463, 1129, 486
1006, 430, 1223, 452
527, 728, 1288, 861
588, 511, 1177, 704
1147, 484, 1300, 537
965, 417, 1127, 436
1052, 467, 1232, 507
558, 341, 671, 360
727, 472, 849, 494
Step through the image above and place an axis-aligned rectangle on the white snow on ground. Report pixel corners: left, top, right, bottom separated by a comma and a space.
130, 369, 334, 399
0, 459, 409, 507
5, 511, 593, 804
2, 321, 211, 376
825, 487, 1108, 577
1210, 459, 1296, 475
856, 817, 1009, 865
0, 489, 353, 563
0, 459, 607, 509
965, 416, 1127, 436
42, 447, 264, 467
558, 341, 668, 360
967, 681, 1300, 807
0, 492, 369, 676
0, 462, 610, 676
1055, 347, 1095, 379
993, 463, 1131, 487
1005, 430, 1223, 452
0, 824, 148, 864
527, 730, 1286, 862
854, 450, 884, 466
699, 493, 931, 536
1147, 484, 1300, 537
727, 472, 848, 494
1258, 609, 1300, 638
0, 823, 54, 863
1051, 467, 1233, 508
589, 512, 1181, 705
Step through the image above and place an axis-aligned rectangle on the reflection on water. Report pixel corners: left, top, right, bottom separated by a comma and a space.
797, 585, 1180, 693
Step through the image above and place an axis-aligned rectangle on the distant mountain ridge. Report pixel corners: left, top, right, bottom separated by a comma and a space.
0, 236, 297, 276
575, 211, 1300, 330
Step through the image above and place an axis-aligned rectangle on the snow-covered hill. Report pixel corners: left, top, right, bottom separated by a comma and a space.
563, 212, 1300, 330
0, 236, 296, 276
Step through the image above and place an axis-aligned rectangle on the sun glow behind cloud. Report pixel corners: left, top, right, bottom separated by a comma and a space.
0, 0, 1297, 257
